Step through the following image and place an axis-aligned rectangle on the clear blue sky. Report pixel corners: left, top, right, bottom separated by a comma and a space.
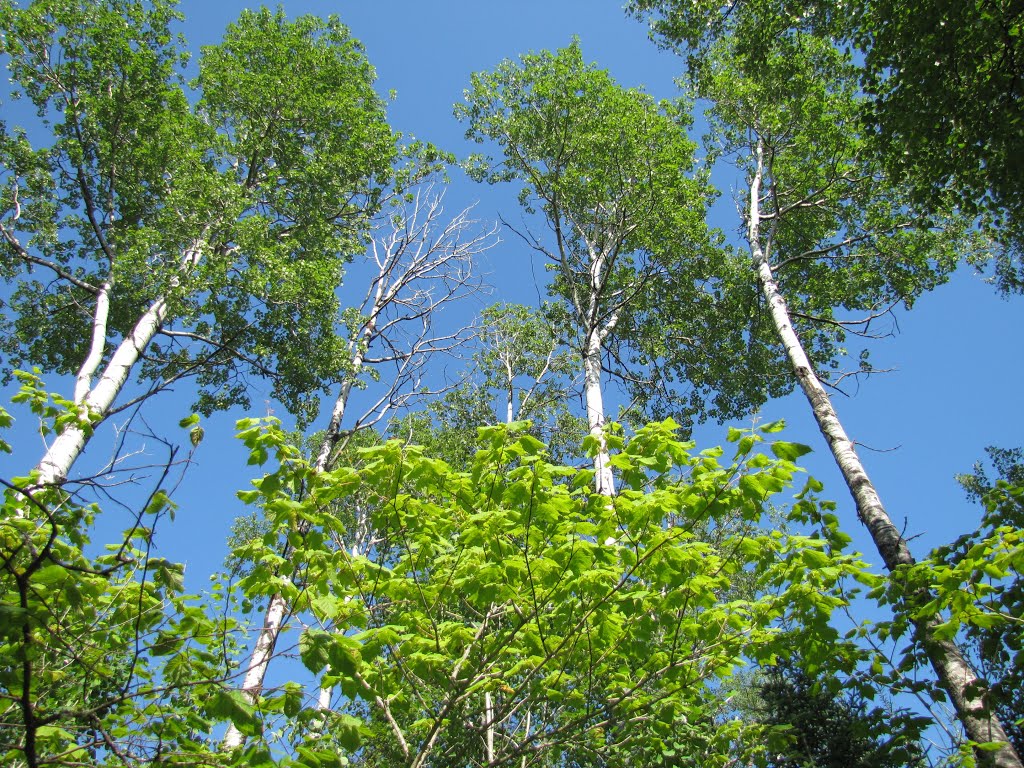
2, 0, 1020, 628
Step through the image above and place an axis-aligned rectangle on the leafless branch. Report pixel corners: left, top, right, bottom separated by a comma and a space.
790, 298, 901, 339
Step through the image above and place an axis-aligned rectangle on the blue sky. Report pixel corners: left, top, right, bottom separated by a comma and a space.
1, 0, 1020, 668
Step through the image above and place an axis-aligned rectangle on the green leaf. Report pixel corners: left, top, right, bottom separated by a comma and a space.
333, 713, 364, 751
976, 741, 1010, 752
32, 564, 68, 586
771, 441, 812, 461
967, 612, 1002, 629
295, 746, 324, 766
206, 689, 260, 735
299, 630, 332, 673
179, 414, 200, 428
801, 549, 831, 569
283, 682, 304, 718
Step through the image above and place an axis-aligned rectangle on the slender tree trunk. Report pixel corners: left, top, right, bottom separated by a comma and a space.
36, 296, 169, 487
223, 312, 377, 750
584, 329, 615, 496
35, 244, 203, 487
521, 708, 531, 768
747, 141, 1022, 768
559, 228, 617, 497
484, 691, 495, 764
74, 280, 112, 403
225, 193, 487, 748
506, 385, 515, 426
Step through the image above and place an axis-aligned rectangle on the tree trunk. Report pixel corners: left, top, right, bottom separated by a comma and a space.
35, 243, 203, 487
584, 329, 615, 496
747, 141, 1022, 768
223, 314, 375, 750
521, 709, 531, 768
223, 193, 487, 749
484, 691, 495, 764
35, 296, 169, 487
506, 385, 515, 426
74, 280, 112, 403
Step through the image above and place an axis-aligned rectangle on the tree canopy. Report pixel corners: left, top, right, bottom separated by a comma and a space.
0, 2, 396, 430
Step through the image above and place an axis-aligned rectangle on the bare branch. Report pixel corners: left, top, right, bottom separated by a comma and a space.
790, 298, 901, 339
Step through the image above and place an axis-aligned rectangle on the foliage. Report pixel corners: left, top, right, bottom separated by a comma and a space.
0, 376, 239, 766
390, 302, 585, 468
929, 448, 1024, 757
636, 1, 974, 377
860, 448, 1024, 762
855, 0, 1024, 292
631, 0, 1024, 293
0, 3, 1019, 767
752, 658, 928, 768
231, 414, 881, 766
0, 1, 396, 424
456, 40, 769, 427
628, 4, 1015, 762
474, 303, 577, 428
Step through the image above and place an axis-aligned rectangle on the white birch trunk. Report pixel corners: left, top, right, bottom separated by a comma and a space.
484, 691, 494, 764
74, 280, 112, 403
748, 142, 1022, 768
224, 195, 488, 748
219, 592, 290, 751
521, 709, 531, 768
35, 296, 169, 487
35, 244, 203, 487
582, 236, 617, 498
584, 330, 615, 496
224, 307, 377, 749
506, 387, 515, 426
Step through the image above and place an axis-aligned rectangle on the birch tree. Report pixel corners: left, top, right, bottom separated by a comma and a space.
223, 179, 494, 750
475, 303, 577, 430
630, 6, 1020, 761
0, 383, 246, 767
457, 41, 765, 496
0, 3, 394, 486
720, 43, 1021, 768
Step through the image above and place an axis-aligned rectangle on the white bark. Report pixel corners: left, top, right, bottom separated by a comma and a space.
74, 280, 112, 403
484, 691, 495, 764
748, 141, 1022, 768
220, 592, 290, 751
35, 296, 169, 487
584, 329, 615, 496
224, 190, 492, 750
225, 292, 374, 749
577, 230, 619, 497
521, 709, 531, 768
34, 244, 203, 488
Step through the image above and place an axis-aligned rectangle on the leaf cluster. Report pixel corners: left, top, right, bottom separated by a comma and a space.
0, 384, 241, 766
856, 0, 1024, 291
230, 415, 880, 766
456, 40, 787, 427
